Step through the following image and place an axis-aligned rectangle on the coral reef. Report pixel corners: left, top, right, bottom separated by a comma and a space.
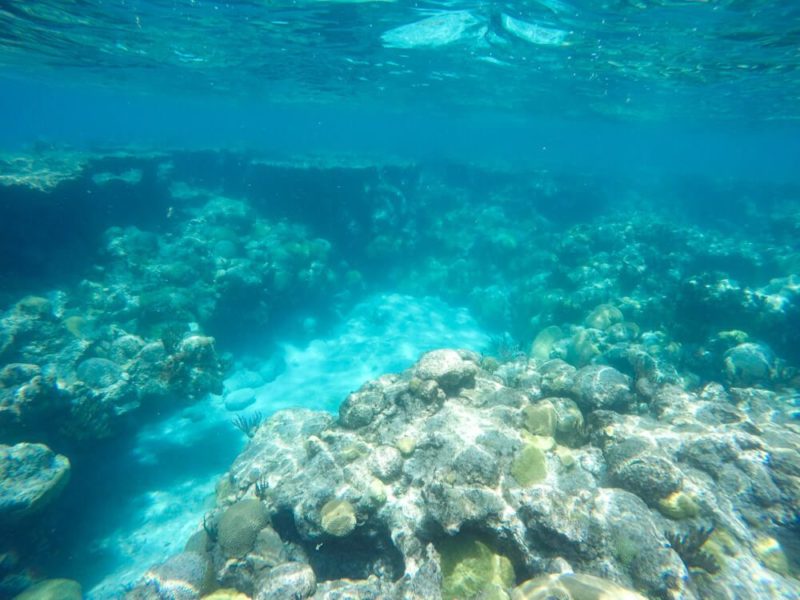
2, 149, 800, 598
126, 348, 800, 599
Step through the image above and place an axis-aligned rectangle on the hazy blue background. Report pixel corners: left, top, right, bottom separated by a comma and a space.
3, 74, 799, 183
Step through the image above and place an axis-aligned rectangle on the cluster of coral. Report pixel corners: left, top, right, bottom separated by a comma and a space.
0, 155, 348, 597
126, 346, 800, 599
376, 182, 800, 375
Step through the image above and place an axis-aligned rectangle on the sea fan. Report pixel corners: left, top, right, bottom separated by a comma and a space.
666, 524, 721, 574
232, 411, 263, 438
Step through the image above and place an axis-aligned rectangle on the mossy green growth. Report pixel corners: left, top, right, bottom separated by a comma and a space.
367, 477, 388, 506
481, 356, 500, 373
395, 436, 416, 456
754, 537, 791, 575
658, 491, 700, 520
340, 443, 366, 462
513, 573, 647, 600
201, 590, 251, 600
320, 499, 357, 537
437, 534, 515, 600
584, 303, 624, 330
567, 329, 600, 366
15, 296, 52, 318
511, 444, 547, 486
613, 531, 639, 567
13, 579, 82, 600
703, 528, 738, 561
523, 402, 557, 437
530, 325, 564, 361
477, 584, 511, 600
717, 329, 749, 345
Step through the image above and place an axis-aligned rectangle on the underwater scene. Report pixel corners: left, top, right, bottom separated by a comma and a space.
1, 1, 800, 599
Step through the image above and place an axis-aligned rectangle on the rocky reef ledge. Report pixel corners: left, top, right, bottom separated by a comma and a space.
126, 348, 800, 600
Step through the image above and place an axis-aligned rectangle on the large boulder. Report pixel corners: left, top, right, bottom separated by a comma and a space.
0, 443, 70, 524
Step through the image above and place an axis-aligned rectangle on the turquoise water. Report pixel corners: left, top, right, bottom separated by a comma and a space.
1, 2, 800, 599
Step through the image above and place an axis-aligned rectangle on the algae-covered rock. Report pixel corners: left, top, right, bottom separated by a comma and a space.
139, 551, 214, 599
657, 490, 700, 520
13, 579, 82, 600
206, 350, 800, 600
320, 499, 357, 537
251, 526, 288, 570
754, 537, 791, 575
76, 357, 123, 388
584, 304, 624, 330
437, 534, 515, 600
339, 389, 386, 429
415, 349, 477, 393
452, 445, 500, 487
255, 562, 315, 600
724, 342, 774, 385
0, 443, 70, 524
573, 364, 632, 412
530, 326, 564, 361
218, 499, 269, 558
525, 397, 586, 447
512, 572, 646, 600
312, 578, 393, 598
605, 439, 683, 505
539, 359, 576, 396
0, 363, 40, 387
523, 401, 557, 437
368, 445, 403, 482
510, 444, 547, 486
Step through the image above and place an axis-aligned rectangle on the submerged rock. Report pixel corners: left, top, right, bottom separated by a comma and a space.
724, 342, 774, 385
255, 562, 316, 600
320, 499, 357, 537
414, 349, 478, 393
181, 349, 800, 598
437, 534, 514, 600
0, 443, 70, 524
75, 357, 123, 388
185, 353, 732, 599
218, 499, 270, 559
573, 364, 633, 412
12, 579, 82, 600
135, 551, 214, 600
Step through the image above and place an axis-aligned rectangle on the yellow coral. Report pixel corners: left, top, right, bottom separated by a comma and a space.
657, 491, 700, 520
201, 590, 251, 600
754, 537, 790, 575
